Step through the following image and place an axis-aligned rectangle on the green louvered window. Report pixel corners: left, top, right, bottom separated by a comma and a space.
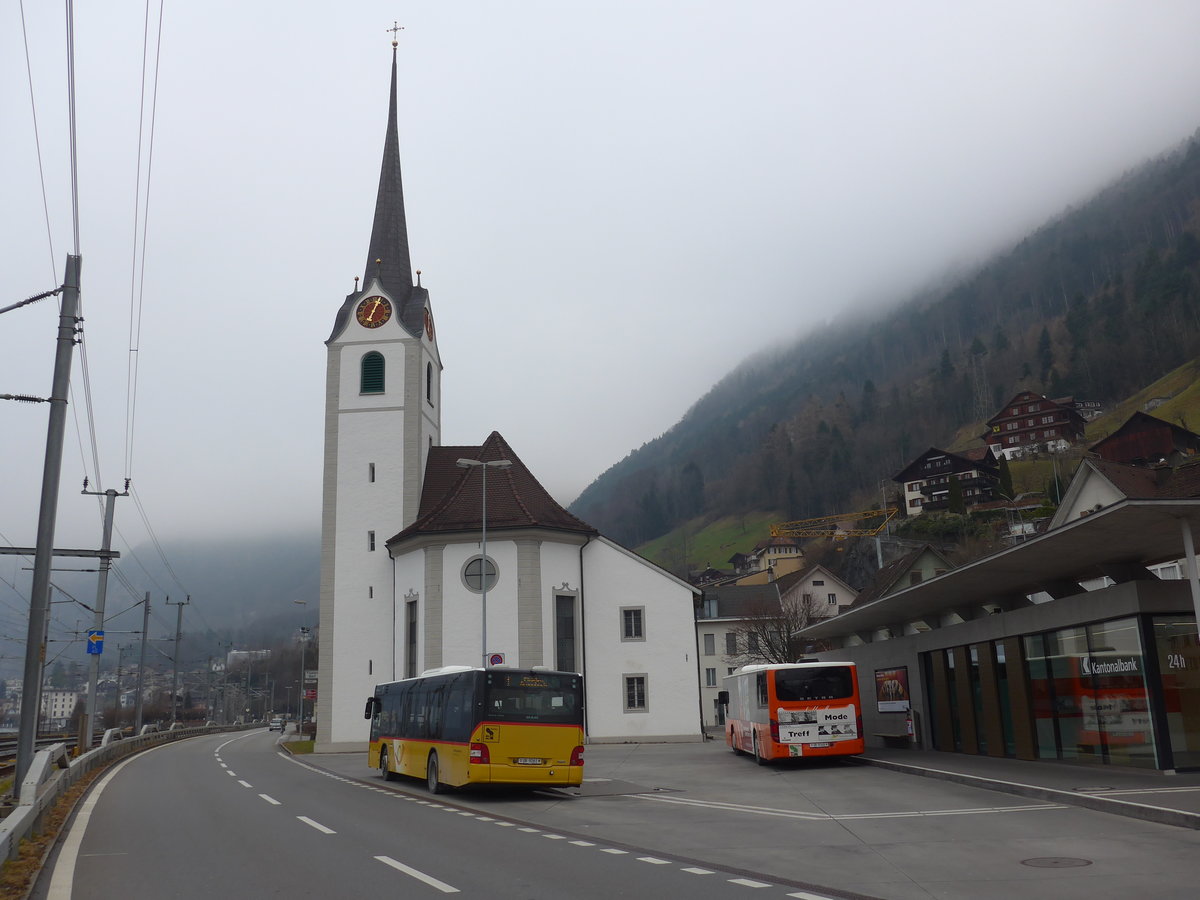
360, 352, 385, 393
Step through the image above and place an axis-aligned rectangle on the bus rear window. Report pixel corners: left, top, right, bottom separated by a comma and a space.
484, 672, 583, 724
775, 667, 854, 702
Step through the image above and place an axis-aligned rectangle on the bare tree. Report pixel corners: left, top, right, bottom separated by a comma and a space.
726, 591, 829, 666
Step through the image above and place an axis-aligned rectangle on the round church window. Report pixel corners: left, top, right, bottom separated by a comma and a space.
463, 556, 498, 593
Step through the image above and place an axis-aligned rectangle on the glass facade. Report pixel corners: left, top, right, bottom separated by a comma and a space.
925, 614, 1200, 770
1152, 615, 1200, 769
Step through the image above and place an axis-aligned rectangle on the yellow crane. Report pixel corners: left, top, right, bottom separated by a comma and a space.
770, 507, 898, 539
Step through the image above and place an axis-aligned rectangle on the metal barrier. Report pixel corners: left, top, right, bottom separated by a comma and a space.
0, 723, 258, 861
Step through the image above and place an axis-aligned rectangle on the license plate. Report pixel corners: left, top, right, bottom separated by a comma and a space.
516, 757, 543, 765
808, 742, 833, 748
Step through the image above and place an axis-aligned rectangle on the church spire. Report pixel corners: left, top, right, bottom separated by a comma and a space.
363, 39, 413, 301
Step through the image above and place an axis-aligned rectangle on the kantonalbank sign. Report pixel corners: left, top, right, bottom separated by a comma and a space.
1080, 656, 1140, 676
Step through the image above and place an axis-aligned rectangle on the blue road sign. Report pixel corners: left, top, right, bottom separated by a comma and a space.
87, 629, 104, 655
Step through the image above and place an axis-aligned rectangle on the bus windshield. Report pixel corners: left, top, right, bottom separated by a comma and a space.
775, 666, 855, 702
485, 671, 582, 725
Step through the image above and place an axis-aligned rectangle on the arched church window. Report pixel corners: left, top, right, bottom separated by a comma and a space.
361, 352, 385, 394
426, 362, 433, 405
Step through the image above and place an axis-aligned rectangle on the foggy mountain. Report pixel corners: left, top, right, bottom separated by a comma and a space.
570, 131, 1200, 547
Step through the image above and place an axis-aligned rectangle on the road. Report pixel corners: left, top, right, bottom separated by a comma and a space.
36, 730, 1200, 899
37, 730, 851, 900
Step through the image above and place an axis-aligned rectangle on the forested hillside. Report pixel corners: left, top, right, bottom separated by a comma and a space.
571, 132, 1200, 548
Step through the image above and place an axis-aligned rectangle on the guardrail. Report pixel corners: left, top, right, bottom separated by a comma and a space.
0, 722, 258, 861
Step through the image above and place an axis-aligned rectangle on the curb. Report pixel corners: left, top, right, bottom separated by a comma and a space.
853, 755, 1200, 831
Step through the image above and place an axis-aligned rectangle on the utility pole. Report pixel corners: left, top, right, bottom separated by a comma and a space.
81, 485, 128, 749
16, 255, 82, 788
134, 592, 150, 731
167, 596, 189, 727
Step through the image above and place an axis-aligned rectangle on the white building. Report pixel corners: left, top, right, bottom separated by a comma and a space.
317, 48, 702, 752
41, 689, 79, 730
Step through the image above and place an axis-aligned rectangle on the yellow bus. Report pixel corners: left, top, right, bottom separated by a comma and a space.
365, 666, 585, 793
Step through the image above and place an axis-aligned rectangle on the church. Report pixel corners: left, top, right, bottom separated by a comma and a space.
315, 46, 702, 752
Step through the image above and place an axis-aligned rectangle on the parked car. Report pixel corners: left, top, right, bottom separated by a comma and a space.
269, 717, 285, 732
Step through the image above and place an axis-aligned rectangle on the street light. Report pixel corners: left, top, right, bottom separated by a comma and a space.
295, 599, 310, 736
456, 457, 512, 666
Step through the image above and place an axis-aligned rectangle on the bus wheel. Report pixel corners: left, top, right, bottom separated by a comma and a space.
752, 732, 769, 766
426, 751, 444, 794
730, 728, 743, 756
379, 746, 397, 782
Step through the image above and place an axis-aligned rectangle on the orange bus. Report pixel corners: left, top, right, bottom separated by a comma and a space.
720, 661, 864, 763
365, 665, 584, 793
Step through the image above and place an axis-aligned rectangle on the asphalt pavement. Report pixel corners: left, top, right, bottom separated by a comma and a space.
302, 734, 1200, 831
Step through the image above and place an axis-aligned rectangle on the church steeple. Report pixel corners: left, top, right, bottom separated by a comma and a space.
363, 43, 413, 302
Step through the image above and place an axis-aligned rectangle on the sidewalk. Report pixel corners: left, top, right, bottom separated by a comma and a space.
854, 745, 1200, 829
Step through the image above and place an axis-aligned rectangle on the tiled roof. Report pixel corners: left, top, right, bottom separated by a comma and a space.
1092, 458, 1200, 500
846, 545, 951, 609
701, 584, 782, 619
387, 431, 597, 544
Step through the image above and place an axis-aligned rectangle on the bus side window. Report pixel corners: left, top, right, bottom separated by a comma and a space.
756, 672, 768, 708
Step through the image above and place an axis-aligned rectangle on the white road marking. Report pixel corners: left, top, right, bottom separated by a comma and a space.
637, 856, 671, 865
729, 877, 773, 887
787, 892, 836, 899
237, 780, 252, 788
226, 770, 237, 777
682, 867, 714, 875
260, 794, 281, 805
634, 792, 1066, 821
47, 743, 174, 900
297, 816, 336, 834
541, 834, 566, 840
518, 826, 540, 833
600, 848, 628, 855
375, 855, 460, 893
570, 840, 595, 847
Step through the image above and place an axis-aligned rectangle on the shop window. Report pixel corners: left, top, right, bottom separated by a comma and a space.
1152, 615, 1200, 769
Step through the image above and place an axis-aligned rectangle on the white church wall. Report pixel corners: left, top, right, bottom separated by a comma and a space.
393, 548, 426, 678
321, 333, 412, 750
581, 538, 703, 742
539, 541, 585, 669
438, 539, 520, 669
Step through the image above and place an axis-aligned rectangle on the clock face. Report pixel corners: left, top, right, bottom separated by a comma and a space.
356, 295, 392, 328
423, 308, 435, 340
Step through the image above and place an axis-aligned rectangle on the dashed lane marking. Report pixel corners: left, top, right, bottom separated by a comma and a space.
297, 816, 336, 834
375, 855, 460, 893
260, 794, 281, 805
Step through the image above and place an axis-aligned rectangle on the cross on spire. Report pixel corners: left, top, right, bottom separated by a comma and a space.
387, 21, 404, 47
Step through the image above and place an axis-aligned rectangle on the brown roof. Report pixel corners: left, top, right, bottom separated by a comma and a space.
846, 545, 952, 609
1091, 457, 1200, 500
387, 431, 597, 544
702, 583, 782, 618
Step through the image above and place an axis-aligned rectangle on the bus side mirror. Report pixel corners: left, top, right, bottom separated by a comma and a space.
364, 696, 380, 719
717, 690, 729, 706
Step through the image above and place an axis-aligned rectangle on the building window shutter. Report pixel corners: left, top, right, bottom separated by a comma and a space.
361, 352, 385, 393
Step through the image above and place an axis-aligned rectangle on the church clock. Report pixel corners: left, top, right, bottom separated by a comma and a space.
356, 295, 392, 328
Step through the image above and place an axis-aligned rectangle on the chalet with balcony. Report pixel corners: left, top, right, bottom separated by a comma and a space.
983, 390, 1087, 459
893, 446, 1000, 516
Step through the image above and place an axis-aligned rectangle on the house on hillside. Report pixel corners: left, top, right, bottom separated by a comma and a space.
845, 544, 954, 623
983, 391, 1087, 460
893, 447, 1000, 516
1088, 412, 1200, 467
726, 535, 805, 583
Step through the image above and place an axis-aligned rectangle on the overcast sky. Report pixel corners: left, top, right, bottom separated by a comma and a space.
4, 2, 1200, 574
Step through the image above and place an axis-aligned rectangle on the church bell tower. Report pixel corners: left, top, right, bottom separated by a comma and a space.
316, 38, 441, 750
